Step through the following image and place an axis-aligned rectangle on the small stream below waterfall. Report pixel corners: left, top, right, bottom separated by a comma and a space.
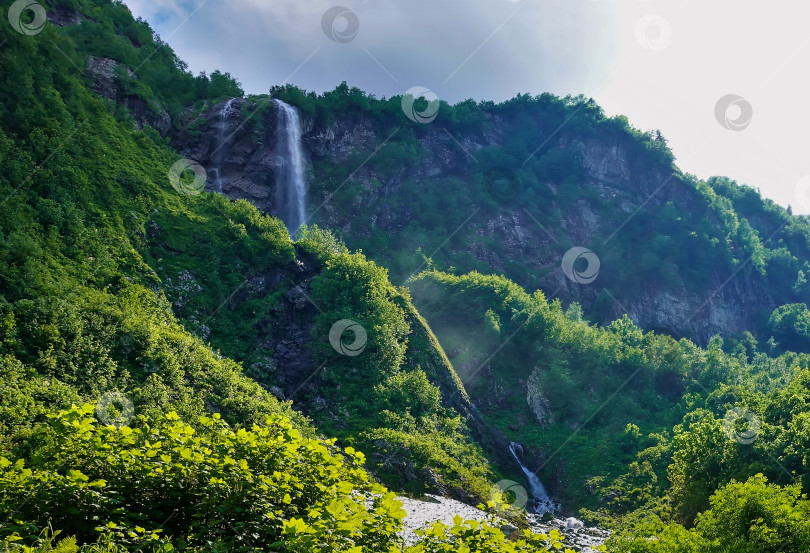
505, 442, 609, 550
398, 493, 610, 552
273, 99, 307, 236
508, 442, 558, 515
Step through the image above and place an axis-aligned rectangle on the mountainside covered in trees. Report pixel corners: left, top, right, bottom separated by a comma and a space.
3, 1, 810, 552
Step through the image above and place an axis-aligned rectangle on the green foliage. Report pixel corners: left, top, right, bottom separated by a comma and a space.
0, 274, 309, 452
60, 0, 243, 117
145, 194, 296, 362
663, 369, 810, 525
295, 224, 350, 263
0, 405, 404, 551
309, 249, 410, 381
0, 3, 496, 534
374, 370, 442, 419
296, 228, 497, 502
406, 517, 580, 553
609, 475, 810, 553
768, 303, 810, 353
409, 270, 684, 509
0, 407, 568, 553
409, 269, 810, 523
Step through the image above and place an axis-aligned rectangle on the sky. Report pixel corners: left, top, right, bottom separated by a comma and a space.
123, 0, 810, 214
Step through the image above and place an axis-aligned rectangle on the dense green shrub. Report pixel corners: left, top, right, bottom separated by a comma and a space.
1, 407, 574, 552
768, 303, 810, 353
0, 405, 404, 551
408, 518, 580, 553
609, 475, 810, 553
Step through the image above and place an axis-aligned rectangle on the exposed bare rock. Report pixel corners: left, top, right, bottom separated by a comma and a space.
47, 6, 84, 26
526, 369, 554, 428
85, 56, 171, 134
397, 494, 609, 551
86, 56, 128, 101
173, 98, 306, 213
307, 119, 377, 160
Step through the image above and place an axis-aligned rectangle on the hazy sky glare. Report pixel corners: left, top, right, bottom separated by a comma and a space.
124, 0, 810, 214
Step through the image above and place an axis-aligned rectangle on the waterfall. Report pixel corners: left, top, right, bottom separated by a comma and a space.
508, 442, 555, 514
213, 98, 236, 193
273, 99, 307, 236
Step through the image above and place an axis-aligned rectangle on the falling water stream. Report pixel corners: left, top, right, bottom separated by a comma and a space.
213, 98, 236, 193
273, 99, 307, 235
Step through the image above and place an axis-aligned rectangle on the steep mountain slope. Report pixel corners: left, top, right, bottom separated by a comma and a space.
0, 5, 305, 448
0, 0, 503, 523
176, 87, 810, 347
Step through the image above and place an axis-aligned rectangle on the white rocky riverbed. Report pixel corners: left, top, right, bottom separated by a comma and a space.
397, 494, 610, 551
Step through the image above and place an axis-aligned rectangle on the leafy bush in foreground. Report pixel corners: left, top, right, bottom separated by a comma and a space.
0, 404, 576, 553
0, 405, 403, 551
408, 518, 579, 553
0, 405, 569, 553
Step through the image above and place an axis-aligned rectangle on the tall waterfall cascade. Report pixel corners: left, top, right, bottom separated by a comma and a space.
273, 99, 307, 236
508, 442, 556, 514
213, 98, 236, 193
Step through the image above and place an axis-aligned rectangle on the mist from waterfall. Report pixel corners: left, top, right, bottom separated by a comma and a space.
213, 98, 236, 193
508, 442, 556, 514
273, 99, 307, 236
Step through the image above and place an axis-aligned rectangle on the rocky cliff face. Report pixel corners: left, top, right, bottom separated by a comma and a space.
171, 98, 778, 345
173, 98, 315, 219
85, 56, 171, 135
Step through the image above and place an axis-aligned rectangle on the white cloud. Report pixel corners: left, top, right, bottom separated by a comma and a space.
594, 0, 810, 213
